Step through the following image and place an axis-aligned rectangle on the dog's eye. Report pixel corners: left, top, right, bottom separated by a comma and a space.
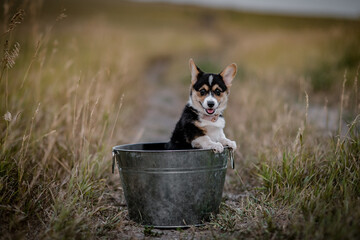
200, 89, 207, 96
214, 89, 221, 96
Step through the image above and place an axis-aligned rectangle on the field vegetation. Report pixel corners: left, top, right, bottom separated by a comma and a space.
0, 0, 359, 239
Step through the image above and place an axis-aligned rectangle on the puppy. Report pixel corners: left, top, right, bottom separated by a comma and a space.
166, 59, 237, 153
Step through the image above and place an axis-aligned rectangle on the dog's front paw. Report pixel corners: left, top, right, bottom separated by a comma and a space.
221, 139, 237, 150
227, 140, 237, 150
208, 142, 224, 153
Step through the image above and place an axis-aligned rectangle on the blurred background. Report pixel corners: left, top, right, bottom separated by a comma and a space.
1, 0, 360, 239
137, 0, 360, 18
32, 0, 360, 140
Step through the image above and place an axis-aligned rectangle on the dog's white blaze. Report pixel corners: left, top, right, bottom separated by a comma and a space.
196, 117, 236, 150
192, 117, 230, 152
199, 117, 225, 130
208, 75, 213, 86
207, 127, 226, 142
199, 118, 225, 142
204, 95, 218, 109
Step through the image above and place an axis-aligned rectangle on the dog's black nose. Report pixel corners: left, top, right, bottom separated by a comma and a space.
207, 101, 215, 108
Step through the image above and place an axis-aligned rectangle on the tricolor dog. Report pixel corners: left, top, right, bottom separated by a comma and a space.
166, 59, 237, 153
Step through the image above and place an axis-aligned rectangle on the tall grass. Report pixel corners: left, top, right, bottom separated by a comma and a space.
0, 2, 134, 239
212, 70, 360, 239
257, 117, 360, 239
256, 71, 360, 238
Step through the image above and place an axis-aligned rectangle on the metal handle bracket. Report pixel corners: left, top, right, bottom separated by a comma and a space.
112, 150, 116, 174
230, 149, 235, 169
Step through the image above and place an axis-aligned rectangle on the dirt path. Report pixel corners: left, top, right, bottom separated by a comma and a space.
136, 58, 183, 143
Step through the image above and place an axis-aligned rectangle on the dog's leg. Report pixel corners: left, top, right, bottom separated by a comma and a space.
220, 138, 237, 150
191, 136, 224, 153
218, 131, 237, 150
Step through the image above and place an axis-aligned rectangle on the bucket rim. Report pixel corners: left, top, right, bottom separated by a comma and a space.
112, 142, 230, 153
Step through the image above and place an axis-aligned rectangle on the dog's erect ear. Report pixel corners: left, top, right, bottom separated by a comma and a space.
189, 58, 201, 85
220, 63, 237, 87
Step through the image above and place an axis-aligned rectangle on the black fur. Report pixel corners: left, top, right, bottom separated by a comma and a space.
165, 104, 205, 150
193, 73, 227, 92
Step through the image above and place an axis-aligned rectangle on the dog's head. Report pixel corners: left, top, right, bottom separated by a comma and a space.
188, 58, 237, 116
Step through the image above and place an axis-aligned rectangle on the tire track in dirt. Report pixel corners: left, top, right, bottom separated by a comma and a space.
136, 57, 183, 143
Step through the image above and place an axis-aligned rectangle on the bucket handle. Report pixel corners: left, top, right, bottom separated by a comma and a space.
230, 149, 235, 169
112, 150, 116, 174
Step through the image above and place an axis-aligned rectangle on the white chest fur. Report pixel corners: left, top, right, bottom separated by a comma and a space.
198, 117, 226, 142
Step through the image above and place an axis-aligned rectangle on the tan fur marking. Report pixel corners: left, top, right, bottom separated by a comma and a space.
214, 94, 222, 103
220, 63, 237, 87
189, 59, 199, 85
211, 84, 226, 102
201, 85, 209, 91
211, 84, 222, 91
194, 120, 207, 135
191, 89, 205, 110
192, 88, 208, 103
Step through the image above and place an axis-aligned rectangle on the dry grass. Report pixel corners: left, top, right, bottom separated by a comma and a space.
0, 0, 359, 239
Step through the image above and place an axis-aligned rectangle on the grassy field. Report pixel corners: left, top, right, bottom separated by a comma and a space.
1, 0, 359, 239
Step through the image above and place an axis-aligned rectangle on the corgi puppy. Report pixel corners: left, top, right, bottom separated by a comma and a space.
166, 59, 237, 153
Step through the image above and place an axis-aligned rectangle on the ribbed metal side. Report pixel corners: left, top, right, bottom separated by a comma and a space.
112, 142, 231, 227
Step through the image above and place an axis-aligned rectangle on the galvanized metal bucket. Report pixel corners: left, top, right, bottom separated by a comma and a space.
112, 142, 234, 228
